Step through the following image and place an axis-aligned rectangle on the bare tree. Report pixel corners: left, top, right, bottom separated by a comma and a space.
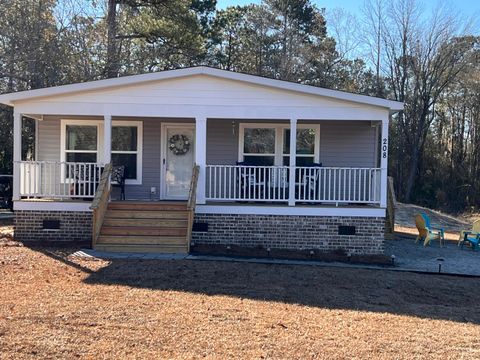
361, 0, 387, 96
363, 0, 475, 201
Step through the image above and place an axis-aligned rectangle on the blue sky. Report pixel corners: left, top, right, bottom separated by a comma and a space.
216, 0, 480, 17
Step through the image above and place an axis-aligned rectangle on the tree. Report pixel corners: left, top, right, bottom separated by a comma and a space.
364, 0, 477, 202
103, 0, 216, 77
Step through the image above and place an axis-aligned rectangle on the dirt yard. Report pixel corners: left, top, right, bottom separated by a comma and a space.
1, 227, 480, 359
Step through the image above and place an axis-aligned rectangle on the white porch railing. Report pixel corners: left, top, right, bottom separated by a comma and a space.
206, 165, 290, 202
18, 161, 104, 199
206, 165, 381, 205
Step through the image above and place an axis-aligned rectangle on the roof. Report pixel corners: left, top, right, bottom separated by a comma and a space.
0, 66, 403, 111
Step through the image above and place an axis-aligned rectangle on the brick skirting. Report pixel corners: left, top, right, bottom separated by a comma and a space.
192, 214, 385, 255
14, 210, 92, 243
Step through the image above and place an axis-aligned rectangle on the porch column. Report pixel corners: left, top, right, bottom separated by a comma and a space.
12, 110, 22, 201
380, 116, 389, 208
288, 118, 297, 206
195, 116, 207, 204
103, 114, 112, 164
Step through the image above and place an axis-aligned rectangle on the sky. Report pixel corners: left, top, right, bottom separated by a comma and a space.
216, 0, 480, 18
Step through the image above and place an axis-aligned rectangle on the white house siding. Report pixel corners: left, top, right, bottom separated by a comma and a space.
14, 74, 390, 122
36, 75, 363, 109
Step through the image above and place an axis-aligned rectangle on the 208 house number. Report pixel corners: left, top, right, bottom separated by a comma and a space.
382, 138, 388, 158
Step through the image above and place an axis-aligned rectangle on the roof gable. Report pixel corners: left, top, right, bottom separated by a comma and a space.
0, 67, 403, 111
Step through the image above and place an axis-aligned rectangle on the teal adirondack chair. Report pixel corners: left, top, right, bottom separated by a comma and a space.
459, 220, 480, 251
462, 233, 480, 251
415, 213, 445, 247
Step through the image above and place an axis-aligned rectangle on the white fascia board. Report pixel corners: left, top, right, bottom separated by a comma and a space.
0, 67, 403, 111
196, 205, 386, 217
14, 201, 93, 212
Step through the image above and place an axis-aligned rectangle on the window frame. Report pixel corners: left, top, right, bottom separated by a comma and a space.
111, 120, 143, 185
60, 119, 143, 185
238, 123, 320, 166
61, 119, 103, 165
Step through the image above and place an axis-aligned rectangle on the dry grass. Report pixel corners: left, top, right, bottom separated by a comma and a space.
1, 238, 480, 359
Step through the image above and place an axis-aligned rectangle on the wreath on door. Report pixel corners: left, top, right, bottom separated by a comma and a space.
169, 134, 190, 155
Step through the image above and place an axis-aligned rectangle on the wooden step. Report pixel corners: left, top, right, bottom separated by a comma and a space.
100, 226, 187, 236
108, 201, 188, 211
94, 244, 188, 254
97, 235, 187, 246
103, 218, 188, 228
105, 210, 190, 220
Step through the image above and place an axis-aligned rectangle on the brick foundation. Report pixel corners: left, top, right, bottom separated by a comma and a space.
14, 210, 92, 243
193, 214, 385, 255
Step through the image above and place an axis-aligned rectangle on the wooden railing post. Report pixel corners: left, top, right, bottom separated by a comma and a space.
187, 164, 200, 252
90, 163, 113, 248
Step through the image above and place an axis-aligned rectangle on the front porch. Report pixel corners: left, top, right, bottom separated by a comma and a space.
13, 114, 387, 211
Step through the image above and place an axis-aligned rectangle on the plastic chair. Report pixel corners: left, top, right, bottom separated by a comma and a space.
415, 213, 445, 247
459, 219, 480, 250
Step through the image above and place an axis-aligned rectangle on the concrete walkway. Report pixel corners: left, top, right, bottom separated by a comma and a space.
76, 238, 480, 277
385, 239, 480, 276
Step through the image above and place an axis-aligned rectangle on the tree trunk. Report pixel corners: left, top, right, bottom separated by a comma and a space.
404, 142, 420, 202
105, 0, 119, 78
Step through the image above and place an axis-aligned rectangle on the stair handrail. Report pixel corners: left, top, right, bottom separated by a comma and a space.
90, 163, 113, 247
187, 164, 200, 211
386, 176, 396, 236
186, 164, 200, 251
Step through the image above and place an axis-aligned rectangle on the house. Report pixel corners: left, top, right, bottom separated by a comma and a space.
0, 66, 403, 255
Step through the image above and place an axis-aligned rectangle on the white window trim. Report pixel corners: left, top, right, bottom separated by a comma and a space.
112, 120, 143, 185
60, 119, 143, 185
238, 123, 320, 165
60, 119, 103, 164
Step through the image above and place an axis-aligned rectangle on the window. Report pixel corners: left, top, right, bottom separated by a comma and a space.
112, 121, 141, 183
242, 127, 276, 165
239, 123, 319, 166
283, 128, 317, 166
65, 125, 98, 163
61, 119, 143, 185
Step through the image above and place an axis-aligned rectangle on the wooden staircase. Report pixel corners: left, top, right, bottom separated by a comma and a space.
94, 201, 191, 253
91, 164, 199, 254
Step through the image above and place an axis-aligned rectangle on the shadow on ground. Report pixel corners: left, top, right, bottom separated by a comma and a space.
68, 251, 480, 325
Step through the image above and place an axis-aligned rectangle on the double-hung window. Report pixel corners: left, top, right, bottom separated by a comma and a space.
61, 120, 142, 184
242, 126, 276, 166
283, 127, 318, 166
111, 122, 142, 183
239, 123, 319, 166
65, 124, 99, 163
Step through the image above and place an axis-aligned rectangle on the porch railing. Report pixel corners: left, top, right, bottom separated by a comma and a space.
206, 165, 381, 205
90, 163, 112, 247
17, 161, 104, 199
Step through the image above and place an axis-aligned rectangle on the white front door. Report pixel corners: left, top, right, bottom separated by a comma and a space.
162, 124, 195, 200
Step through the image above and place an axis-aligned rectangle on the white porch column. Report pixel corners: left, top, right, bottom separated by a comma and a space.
195, 116, 207, 204
103, 114, 112, 164
380, 116, 389, 208
12, 111, 22, 201
288, 118, 297, 206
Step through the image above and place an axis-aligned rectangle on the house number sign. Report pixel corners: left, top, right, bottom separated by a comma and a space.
382, 138, 388, 158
